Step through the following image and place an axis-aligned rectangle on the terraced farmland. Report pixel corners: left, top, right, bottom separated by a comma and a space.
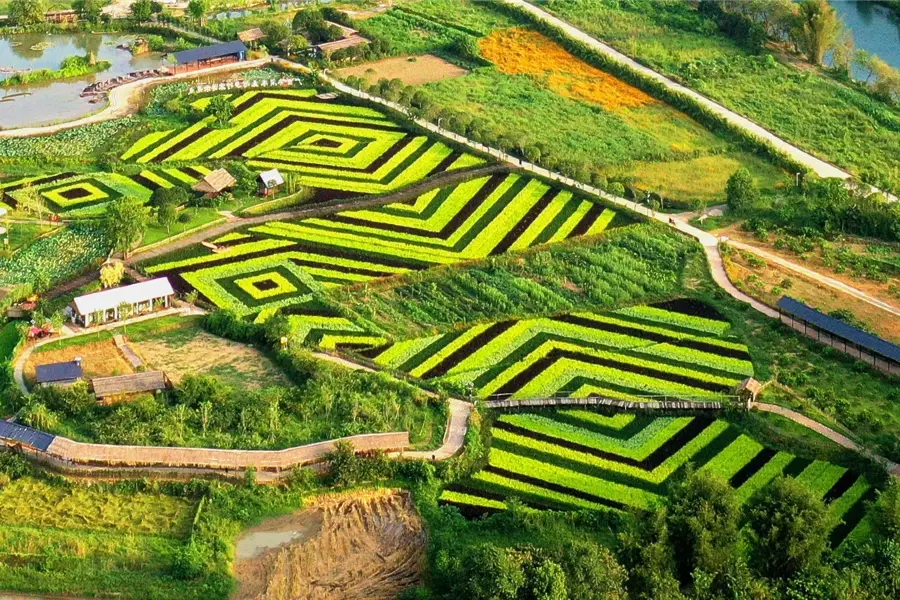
0, 166, 212, 216
144, 173, 623, 323
365, 300, 751, 400
440, 410, 875, 550
122, 89, 485, 195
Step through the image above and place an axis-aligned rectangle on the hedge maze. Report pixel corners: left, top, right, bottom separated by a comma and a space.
366, 301, 752, 400
122, 89, 485, 195
145, 173, 622, 321
440, 410, 875, 550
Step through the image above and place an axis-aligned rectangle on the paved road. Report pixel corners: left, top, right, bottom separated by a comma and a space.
725, 239, 900, 318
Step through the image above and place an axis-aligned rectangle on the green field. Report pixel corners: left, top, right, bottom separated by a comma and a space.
441, 410, 875, 551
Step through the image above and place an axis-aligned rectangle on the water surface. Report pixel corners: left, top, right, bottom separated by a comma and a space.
831, 1, 900, 76
0, 33, 161, 129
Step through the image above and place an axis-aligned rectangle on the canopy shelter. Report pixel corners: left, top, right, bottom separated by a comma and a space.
238, 28, 265, 44
193, 169, 237, 198
92, 372, 169, 400
777, 296, 900, 375
35, 360, 83, 388
170, 41, 247, 74
71, 278, 174, 327
258, 168, 284, 196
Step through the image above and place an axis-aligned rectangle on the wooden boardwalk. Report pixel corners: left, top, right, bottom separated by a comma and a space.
113, 335, 144, 369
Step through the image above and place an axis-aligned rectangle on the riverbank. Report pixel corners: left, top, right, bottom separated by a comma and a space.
0, 54, 110, 88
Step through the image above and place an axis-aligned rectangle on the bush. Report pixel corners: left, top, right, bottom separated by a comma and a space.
726, 168, 759, 214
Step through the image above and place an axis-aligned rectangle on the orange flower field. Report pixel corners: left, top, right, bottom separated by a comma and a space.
479, 28, 655, 111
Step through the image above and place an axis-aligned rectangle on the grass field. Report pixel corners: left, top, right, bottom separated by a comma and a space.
28, 315, 289, 391
440, 410, 876, 551
541, 0, 900, 192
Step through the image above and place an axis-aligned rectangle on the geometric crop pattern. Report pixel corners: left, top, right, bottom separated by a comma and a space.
0, 166, 211, 216
144, 173, 622, 320
122, 89, 486, 195
440, 410, 876, 551
365, 303, 752, 401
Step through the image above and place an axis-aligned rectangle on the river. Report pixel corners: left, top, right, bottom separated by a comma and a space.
831, 1, 900, 76
0, 33, 161, 130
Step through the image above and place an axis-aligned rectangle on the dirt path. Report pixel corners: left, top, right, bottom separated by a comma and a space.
232, 490, 426, 600
752, 402, 900, 476
725, 239, 900, 318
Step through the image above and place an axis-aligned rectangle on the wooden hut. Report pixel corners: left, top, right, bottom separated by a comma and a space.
238, 28, 266, 48
257, 169, 284, 197
193, 169, 237, 199
35, 359, 83, 389
736, 378, 762, 408
92, 372, 169, 401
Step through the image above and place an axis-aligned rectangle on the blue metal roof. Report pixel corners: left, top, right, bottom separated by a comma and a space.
173, 41, 247, 65
0, 420, 56, 451
777, 296, 900, 363
35, 361, 83, 384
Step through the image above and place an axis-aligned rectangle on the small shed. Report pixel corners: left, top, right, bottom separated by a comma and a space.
193, 169, 237, 198
35, 360, 83, 388
258, 169, 285, 197
736, 378, 762, 408
238, 28, 266, 45
170, 41, 247, 74
72, 278, 174, 327
0, 420, 56, 451
92, 371, 169, 400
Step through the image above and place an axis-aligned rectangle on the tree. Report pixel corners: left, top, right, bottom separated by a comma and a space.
726, 168, 759, 214
261, 20, 292, 50
454, 545, 525, 600
106, 197, 149, 259
130, 0, 153, 21
8, 0, 46, 26
795, 0, 844, 65
618, 508, 684, 600
99, 261, 125, 289
831, 27, 855, 77
854, 49, 876, 83
17, 184, 47, 225
556, 543, 627, 600
73, 0, 103, 22
292, 8, 324, 33
284, 35, 309, 56
872, 481, 900, 544
522, 555, 567, 600
666, 468, 740, 587
745, 476, 832, 579
206, 95, 233, 127
157, 201, 177, 234
187, 0, 208, 22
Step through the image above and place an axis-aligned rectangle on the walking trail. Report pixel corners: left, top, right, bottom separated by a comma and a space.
501, 0, 884, 192
725, 239, 900, 318
753, 402, 900, 476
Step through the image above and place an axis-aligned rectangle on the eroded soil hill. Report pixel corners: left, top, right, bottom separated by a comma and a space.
232, 490, 426, 600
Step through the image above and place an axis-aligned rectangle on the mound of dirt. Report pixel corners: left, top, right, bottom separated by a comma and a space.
232, 490, 426, 600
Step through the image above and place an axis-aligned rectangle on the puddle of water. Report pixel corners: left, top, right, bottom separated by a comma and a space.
0, 33, 161, 129
235, 509, 324, 560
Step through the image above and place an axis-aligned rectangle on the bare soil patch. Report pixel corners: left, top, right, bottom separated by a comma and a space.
131, 330, 289, 391
337, 54, 468, 86
26, 340, 133, 386
232, 490, 426, 600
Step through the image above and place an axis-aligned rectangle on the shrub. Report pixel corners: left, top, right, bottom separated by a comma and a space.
726, 168, 759, 214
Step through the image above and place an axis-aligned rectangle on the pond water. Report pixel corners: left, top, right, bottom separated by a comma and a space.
0, 33, 161, 130
831, 1, 900, 76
